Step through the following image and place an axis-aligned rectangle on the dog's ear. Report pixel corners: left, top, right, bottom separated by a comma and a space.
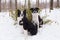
23, 10, 26, 13
30, 8, 34, 12
23, 9, 26, 16
17, 9, 21, 17
36, 8, 39, 11
30, 8, 33, 11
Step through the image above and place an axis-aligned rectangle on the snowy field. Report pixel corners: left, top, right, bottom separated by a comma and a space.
0, 8, 60, 40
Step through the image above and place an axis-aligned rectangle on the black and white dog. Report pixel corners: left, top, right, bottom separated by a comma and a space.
19, 8, 43, 36
30, 8, 43, 28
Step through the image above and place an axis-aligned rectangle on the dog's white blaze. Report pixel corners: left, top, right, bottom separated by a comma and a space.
32, 13, 39, 28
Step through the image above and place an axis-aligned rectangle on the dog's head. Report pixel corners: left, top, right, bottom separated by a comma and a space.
30, 8, 39, 13
17, 9, 21, 17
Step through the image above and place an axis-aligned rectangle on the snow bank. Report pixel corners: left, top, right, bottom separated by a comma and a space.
0, 12, 25, 40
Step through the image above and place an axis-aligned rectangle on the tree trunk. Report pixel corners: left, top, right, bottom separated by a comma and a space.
0, 0, 1, 12
50, 0, 53, 10
57, 0, 59, 8
5, 0, 6, 11
10, 0, 12, 10
15, 0, 17, 9
28, 0, 30, 9
24, 0, 26, 9
36, 0, 39, 8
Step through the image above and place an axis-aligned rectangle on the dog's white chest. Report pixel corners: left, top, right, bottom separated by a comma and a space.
32, 13, 39, 23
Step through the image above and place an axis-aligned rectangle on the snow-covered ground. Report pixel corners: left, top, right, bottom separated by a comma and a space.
0, 8, 60, 40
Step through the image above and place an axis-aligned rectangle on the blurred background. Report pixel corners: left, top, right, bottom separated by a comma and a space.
0, 0, 60, 12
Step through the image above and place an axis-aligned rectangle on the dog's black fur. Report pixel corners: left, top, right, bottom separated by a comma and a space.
38, 15, 43, 28
17, 9, 21, 17
19, 10, 38, 36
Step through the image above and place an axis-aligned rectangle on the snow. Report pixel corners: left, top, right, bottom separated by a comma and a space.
0, 12, 25, 40
0, 8, 60, 40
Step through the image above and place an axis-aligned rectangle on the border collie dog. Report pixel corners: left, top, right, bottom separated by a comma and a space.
19, 10, 38, 36
30, 8, 43, 28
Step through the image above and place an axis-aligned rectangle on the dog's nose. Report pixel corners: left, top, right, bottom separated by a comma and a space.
33, 11, 37, 13
20, 11, 23, 16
